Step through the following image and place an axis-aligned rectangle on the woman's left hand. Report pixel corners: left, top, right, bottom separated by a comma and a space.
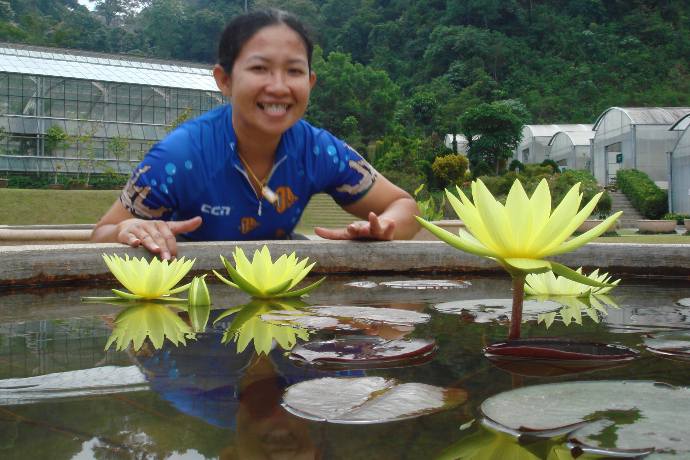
315, 212, 396, 241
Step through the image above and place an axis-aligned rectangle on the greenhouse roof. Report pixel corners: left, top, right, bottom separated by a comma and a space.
522, 124, 592, 138
670, 114, 690, 131
547, 130, 595, 146
593, 107, 690, 130
0, 43, 218, 92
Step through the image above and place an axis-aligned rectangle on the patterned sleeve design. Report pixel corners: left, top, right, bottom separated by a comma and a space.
307, 128, 378, 206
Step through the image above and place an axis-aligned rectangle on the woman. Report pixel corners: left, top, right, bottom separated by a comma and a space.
91, 9, 419, 259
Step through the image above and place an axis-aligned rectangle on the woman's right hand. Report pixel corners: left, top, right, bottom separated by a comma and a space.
115, 216, 203, 260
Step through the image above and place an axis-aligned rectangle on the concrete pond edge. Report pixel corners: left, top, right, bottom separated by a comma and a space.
1, 240, 690, 288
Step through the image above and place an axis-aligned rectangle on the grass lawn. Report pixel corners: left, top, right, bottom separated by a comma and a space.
0, 188, 120, 225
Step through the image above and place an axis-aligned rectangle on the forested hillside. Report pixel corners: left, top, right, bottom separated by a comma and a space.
2, 0, 689, 187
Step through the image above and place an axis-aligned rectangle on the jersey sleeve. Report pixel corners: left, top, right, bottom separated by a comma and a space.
119, 128, 192, 220
308, 129, 378, 206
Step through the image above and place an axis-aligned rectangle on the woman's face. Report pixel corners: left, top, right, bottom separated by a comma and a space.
218, 24, 316, 142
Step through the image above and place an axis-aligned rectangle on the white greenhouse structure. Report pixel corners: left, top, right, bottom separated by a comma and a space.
669, 114, 690, 214
444, 134, 470, 155
0, 43, 222, 177
591, 107, 690, 187
514, 124, 592, 164
547, 128, 594, 170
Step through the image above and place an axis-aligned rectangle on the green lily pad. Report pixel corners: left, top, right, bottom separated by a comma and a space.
434, 298, 561, 323
282, 376, 466, 424
480, 380, 690, 458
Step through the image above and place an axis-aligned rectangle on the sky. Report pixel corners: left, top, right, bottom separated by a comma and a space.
77, 0, 95, 11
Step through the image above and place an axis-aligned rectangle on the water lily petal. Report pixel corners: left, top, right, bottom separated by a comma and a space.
550, 262, 613, 288
473, 180, 513, 254
416, 217, 496, 258
505, 180, 532, 252
111, 289, 143, 300
219, 263, 265, 297
232, 249, 255, 285
530, 185, 583, 254
547, 211, 622, 256
277, 277, 326, 298
212, 269, 239, 289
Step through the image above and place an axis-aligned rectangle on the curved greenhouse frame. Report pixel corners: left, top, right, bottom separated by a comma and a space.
514, 124, 591, 165
591, 107, 690, 187
0, 43, 223, 178
547, 129, 594, 171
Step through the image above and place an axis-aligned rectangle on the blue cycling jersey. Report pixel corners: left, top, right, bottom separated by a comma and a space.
120, 105, 377, 240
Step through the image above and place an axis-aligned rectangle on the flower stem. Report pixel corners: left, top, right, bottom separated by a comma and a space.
509, 275, 525, 340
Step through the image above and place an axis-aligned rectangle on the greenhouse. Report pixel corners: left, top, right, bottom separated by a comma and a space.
0, 43, 222, 178
669, 114, 690, 214
514, 124, 591, 165
591, 107, 690, 187
547, 128, 594, 170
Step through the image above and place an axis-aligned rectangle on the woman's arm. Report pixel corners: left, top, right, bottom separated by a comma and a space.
314, 175, 420, 240
91, 199, 202, 260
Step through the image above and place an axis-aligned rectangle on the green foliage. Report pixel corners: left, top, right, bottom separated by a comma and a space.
508, 159, 524, 172
413, 184, 444, 221
554, 169, 611, 217
431, 154, 468, 189
662, 212, 689, 224
44, 125, 69, 155
616, 169, 668, 219
540, 159, 560, 174
460, 100, 530, 175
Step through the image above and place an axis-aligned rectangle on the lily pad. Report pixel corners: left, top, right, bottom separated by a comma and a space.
604, 304, 690, 333
282, 376, 466, 424
306, 305, 430, 326
344, 281, 378, 288
677, 298, 690, 307
480, 380, 690, 458
484, 338, 639, 377
434, 298, 561, 323
289, 336, 436, 369
644, 330, 690, 361
379, 280, 470, 290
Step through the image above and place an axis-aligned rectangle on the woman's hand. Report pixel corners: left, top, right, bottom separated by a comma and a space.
115, 216, 203, 259
314, 212, 396, 241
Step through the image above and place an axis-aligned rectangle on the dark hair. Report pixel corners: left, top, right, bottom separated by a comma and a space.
218, 9, 314, 73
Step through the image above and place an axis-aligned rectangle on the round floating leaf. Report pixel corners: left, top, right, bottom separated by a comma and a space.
289, 336, 436, 369
484, 338, 639, 377
644, 331, 690, 361
344, 281, 378, 288
306, 305, 430, 326
379, 280, 471, 290
604, 303, 690, 333
677, 298, 690, 307
282, 376, 466, 424
480, 380, 690, 457
434, 298, 561, 323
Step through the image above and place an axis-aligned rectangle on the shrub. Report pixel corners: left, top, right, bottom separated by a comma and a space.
553, 169, 611, 217
662, 212, 689, 224
413, 184, 445, 220
616, 169, 668, 219
508, 159, 524, 172
540, 159, 560, 173
432, 154, 469, 188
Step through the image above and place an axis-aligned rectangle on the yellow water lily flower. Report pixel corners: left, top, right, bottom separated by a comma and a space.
105, 302, 193, 351
187, 275, 211, 332
102, 254, 195, 300
213, 246, 325, 299
416, 179, 622, 281
214, 299, 309, 355
525, 269, 620, 297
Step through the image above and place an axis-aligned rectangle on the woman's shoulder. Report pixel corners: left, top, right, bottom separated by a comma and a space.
157, 105, 231, 156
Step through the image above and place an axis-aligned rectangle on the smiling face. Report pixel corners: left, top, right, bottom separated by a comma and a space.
215, 24, 316, 146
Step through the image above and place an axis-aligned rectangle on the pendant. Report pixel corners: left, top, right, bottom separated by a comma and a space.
262, 185, 279, 205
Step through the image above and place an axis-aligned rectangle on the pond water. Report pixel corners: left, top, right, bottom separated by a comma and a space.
1, 274, 690, 459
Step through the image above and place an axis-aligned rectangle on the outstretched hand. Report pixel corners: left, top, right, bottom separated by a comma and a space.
116, 216, 203, 260
314, 212, 396, 241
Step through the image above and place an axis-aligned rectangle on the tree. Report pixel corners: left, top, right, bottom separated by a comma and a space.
459, 100, 529, 175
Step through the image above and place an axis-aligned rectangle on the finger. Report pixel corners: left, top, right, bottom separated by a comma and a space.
153, 221, 176, 260
168, 216, 203, 235
368, 212, 382, 236
314, 226, 351, 240
130, 224, 161, 255
125, 233, 141, 247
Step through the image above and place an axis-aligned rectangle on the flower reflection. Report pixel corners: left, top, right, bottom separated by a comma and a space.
535, 294, 619, 328
215, 299, 310, 355
105, 302, 194, 351
525, 269, 619, 297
